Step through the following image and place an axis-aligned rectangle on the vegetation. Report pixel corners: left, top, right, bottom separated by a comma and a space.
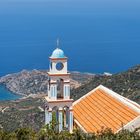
0, 65, 140, 133
0, 98, 45, 132
72, 65, 140, 103
1, 113, 140, 139
1, 126, 140, 140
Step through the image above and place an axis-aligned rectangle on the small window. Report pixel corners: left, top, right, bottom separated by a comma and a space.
56, 62, 64, 71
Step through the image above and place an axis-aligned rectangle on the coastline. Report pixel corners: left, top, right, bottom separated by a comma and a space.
1, 65, 139, 101
0, 85, 22, 101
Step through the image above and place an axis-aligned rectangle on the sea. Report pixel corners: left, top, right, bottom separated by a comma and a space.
0, 85, 21, 100
0, 0, 140, 100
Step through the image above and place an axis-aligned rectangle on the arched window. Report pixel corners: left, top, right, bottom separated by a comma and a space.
57, 79, 64, 98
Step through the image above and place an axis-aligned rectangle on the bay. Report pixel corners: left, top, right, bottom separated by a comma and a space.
0, 85, 20, 100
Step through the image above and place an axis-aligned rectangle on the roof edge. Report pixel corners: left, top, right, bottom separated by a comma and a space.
73, 85, 103, 106
100, 85, 140, 114
122, 97, 140, 109
116, 115, 140, 133
74, 119, 87, 133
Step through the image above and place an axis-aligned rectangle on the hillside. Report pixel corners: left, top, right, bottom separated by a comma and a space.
72, 65, 140, 103
0, 71, 94, 132
0, 65, 140, 132
0, 97, 44, 132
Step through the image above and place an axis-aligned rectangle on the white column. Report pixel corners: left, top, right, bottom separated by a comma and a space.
59, 108, 63, 132
54, 84, 57, 100
63, 85, 66, 99
48, 84, 51, 98
48, 111, 52, 123
48, 85, 53, 99
67, 85, 70, 99
45, 108, 52, 125
45, 108, 49, 125
69, 108, 73, 133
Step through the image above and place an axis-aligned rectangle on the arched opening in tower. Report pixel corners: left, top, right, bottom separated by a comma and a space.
63, 106, 69, 130
52, 106, 59, 132
57, 78, 64, 98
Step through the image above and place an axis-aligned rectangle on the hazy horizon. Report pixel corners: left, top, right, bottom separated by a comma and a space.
0, 0, 140, 76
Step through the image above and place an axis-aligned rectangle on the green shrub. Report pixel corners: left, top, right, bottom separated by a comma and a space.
1, 126, 140, 140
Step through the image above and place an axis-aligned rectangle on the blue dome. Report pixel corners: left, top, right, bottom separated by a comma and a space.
51, 48, 65, 58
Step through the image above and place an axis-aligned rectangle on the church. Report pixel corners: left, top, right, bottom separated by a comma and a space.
45, 47, 140, 134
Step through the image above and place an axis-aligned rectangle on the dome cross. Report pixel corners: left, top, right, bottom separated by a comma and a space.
57, 38, 60, 49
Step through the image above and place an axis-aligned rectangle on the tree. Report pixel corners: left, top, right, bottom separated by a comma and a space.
15, 128, 37, 140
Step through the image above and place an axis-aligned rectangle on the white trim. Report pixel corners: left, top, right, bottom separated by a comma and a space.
123, 97, 140, 109
116, 115, 140, 133
100, 85, 140, 114
74, 119, 87, 133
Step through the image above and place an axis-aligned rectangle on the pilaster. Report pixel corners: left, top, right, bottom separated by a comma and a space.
69, 108, 73, 133
59, 107, 63, 132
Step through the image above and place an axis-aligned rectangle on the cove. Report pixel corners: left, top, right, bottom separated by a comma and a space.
0, 85, 20, 101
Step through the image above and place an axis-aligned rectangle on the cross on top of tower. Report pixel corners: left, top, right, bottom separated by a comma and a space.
57, 38, 60, 49
50, 39, 66, 59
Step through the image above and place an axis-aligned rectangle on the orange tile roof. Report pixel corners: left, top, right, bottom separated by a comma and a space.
73, 86, 140, 133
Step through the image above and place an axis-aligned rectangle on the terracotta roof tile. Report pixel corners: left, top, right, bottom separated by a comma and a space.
73, 87, 140, 133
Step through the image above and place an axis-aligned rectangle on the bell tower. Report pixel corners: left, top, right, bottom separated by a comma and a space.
45, 42, 73, 133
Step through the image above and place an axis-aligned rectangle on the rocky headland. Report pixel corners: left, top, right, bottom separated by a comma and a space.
0, 70, 95, 97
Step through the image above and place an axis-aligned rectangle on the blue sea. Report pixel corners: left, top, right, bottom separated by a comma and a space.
0, 0, 140, 100
0, 85, 20, 100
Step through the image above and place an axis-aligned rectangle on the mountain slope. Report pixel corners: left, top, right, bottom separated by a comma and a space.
0, 65, 140, 132
72, 65, 140, 103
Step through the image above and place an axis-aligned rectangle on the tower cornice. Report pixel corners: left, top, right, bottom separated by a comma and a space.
45, 96, 73, 103
47, 72, 70, 76
49, 57, 68, 60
